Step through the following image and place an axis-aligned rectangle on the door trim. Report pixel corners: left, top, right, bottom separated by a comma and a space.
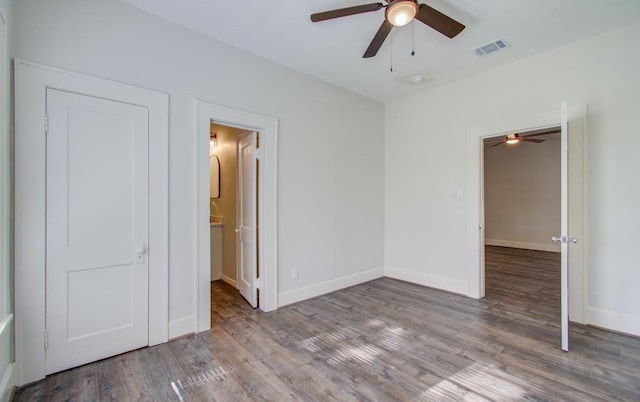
14, 60, 169, 385
466, 106, 587, 324
196, 102, 278, 332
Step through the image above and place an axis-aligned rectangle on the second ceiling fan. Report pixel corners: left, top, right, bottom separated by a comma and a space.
486, 128, 561, 148
310, 0, 465, 58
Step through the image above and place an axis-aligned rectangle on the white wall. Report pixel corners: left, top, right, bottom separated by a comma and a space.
385, 21, 640, 335
0, 0, 14, 398
484, 136, 560, 252
13, 0, 384, 338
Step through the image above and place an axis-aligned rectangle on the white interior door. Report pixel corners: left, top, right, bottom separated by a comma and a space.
46, 89, 149, 374
237, 132, 258, 308
553, 101, 572, 351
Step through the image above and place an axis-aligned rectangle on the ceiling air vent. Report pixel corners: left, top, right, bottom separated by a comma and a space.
472, 38, 510, 57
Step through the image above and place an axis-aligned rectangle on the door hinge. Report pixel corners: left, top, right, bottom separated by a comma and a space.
44, 114, 49, 134
253, 147, 262, 160
44, 329, 49, 349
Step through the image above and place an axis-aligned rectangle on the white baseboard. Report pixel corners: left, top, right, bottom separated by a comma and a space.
384, 266, 467, 296
168, 316, 195, 339
278, 267, 384, 307
221, 275, 237, 288
586, 307, 640, 337
0, 315, 16, 395
485, 239, 560, 253
0, 362, 16, 402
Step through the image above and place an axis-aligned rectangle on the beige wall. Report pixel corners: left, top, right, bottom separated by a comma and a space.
484, 134, 561, 252
210, 123, 250, 282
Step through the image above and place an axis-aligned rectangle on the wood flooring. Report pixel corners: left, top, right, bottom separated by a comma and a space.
13, 246, 640, 401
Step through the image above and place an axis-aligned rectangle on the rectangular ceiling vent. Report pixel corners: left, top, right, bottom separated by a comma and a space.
472, 38, 510, 57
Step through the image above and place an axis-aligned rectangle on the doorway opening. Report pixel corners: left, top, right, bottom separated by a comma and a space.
467, 105, 587, 351
208, 123, 259, 310
196, 101, 278, 333
482, 128, 562, 342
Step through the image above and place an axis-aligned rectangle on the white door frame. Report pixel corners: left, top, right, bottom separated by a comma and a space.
196, 102, 278, 331
14, 60, 169, 385
466, 106, 587, 324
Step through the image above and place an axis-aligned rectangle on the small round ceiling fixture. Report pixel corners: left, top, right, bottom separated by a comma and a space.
409, 74, 425, 84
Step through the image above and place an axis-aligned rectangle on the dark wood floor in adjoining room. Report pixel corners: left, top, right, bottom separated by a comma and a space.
14, 246, 640, 401
484, 245, 562, 334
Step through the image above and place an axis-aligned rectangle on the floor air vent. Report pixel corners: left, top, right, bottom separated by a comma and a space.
472, 38, 510, 57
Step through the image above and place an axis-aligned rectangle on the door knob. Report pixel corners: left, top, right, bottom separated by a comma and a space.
135, 242, 147, 254
551, 236, 578, 244
135, 242, 147, 263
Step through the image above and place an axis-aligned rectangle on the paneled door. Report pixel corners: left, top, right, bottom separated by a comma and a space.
46, 88, 149, 374
237, 132, 258, 308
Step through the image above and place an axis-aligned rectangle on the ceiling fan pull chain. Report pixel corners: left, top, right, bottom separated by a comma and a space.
390, 32, 393, 72
411, 19, 415, 56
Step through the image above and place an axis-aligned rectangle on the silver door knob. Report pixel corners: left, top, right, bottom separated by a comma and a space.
551, 236, 578, 244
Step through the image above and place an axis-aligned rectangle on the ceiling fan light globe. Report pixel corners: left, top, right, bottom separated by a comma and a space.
386, 1, 418, 27
505, 133, 520, 144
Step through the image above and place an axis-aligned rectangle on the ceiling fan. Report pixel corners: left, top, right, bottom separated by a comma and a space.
486, 128, 560, 148
310, 0, 465, 58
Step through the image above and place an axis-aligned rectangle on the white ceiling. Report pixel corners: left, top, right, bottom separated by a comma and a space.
119, 0, 640, 102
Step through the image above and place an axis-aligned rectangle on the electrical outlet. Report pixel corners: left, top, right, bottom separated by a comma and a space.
292, 268, 299, 280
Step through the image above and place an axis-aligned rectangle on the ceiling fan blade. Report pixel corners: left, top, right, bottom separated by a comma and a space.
415, 4, 465, 38
520, 128, 560, 138
363, 20, 393, 58
522, 138, 546, 144
311, 3, 384, 22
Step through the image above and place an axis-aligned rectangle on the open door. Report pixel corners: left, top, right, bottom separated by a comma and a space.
237, 132, 258, 307
553, 101, 575, 352
470, 102, 586, 353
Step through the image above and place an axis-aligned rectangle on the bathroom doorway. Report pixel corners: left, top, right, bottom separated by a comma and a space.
208, 124, 259, 308
196, 101, 278, 333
